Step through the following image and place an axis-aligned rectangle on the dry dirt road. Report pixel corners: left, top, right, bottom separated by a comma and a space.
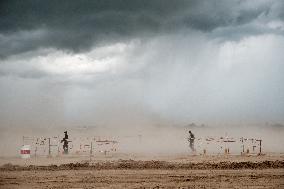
0, 169, 284, 189
1, 155, 284, 188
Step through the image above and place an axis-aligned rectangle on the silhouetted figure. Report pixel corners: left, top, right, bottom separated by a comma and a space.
61, 131, 69, 154
188, 130, 195, 152
64, 131, 68, 139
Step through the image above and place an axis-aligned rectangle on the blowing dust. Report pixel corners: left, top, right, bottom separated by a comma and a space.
0, 123, 283, 157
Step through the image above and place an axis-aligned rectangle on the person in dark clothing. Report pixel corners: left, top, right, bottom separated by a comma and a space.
61, 131, 69, 154
64, 131, 68, 139
188, 130, 195, 152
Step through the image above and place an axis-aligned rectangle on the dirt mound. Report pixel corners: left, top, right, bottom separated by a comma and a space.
1, 160, 284, 171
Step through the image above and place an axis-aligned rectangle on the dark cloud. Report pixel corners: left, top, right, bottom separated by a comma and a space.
0, 0, 284, 127
0, 0, 282, 58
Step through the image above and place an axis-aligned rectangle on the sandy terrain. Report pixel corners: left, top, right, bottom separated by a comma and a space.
1, 169, 283, 189
0, 154, 283, 188
1, 126, 283, 188
1, 152, 284, 165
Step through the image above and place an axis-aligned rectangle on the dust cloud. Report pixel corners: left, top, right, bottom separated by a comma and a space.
1, 123, 283, 157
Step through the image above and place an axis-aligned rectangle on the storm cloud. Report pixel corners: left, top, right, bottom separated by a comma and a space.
1, 0, 283, 58
0, 0, 284, 128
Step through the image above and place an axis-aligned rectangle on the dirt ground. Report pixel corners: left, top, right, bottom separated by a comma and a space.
0, 154, 283, 189
1, 169, 283, 189
1, 153, 284, 166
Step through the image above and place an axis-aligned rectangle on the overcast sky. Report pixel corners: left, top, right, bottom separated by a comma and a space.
0, 0, 284, 128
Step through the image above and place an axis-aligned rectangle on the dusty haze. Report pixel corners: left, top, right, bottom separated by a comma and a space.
1, 1, 284, 157
1, 124, 283, 157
